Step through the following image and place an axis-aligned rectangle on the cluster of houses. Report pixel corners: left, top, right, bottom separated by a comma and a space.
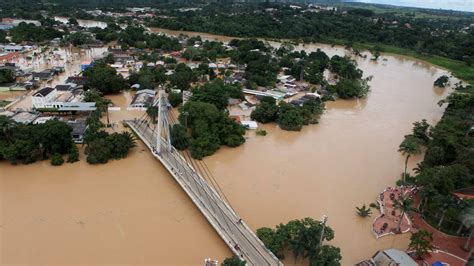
1, 72, 93, 143
2, 108, 89, 143
32, 82, 96, 112
82, 7, 157, 21
0, 18, 41, 30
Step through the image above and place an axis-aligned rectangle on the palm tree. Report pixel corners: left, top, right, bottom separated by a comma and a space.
398, 135, 422, 182
459, 206, 474, 251
393, 195, 414, 233
356, 204, 372, 217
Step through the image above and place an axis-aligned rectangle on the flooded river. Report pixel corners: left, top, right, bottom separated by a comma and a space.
1, 28, 454, 265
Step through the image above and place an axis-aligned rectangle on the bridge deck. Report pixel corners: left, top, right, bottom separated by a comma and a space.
126, 120, 282, 266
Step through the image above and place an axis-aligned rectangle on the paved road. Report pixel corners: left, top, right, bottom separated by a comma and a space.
126, 120, 282, 266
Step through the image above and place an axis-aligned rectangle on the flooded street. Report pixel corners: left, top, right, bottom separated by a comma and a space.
6, 46, 106, 110
1, 29, 453, 265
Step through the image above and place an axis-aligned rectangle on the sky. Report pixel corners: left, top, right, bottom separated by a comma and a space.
348, 0, 474, 12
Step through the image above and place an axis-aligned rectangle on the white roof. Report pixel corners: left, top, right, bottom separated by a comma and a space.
136, 89, 156, 95
383, 249, 417, 266
241, 120, 258, 129
33, 116, 54, 124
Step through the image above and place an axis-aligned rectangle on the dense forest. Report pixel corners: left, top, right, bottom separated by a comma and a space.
148, 4, 474, 66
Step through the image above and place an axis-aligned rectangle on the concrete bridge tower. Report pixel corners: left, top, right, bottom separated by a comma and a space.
156, 89, 172, 154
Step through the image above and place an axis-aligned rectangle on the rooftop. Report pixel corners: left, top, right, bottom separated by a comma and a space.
33, 87, 55, 97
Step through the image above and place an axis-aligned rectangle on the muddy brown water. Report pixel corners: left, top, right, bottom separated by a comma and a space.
1, 28, 455, 265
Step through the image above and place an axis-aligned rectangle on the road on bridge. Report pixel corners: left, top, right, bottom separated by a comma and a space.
126, 119, 282, 266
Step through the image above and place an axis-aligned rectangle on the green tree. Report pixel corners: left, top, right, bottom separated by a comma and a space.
393, 195, 414, 233
50, 153, 64, 166
277, 103, 304, 131
67, 143, 79, 163
84, 61, 128, 94
434, 75, 449, 87
68, 17, 78, 26
66, 32, 93, 46
191, 79, 232, 110
399, 135, 423, 181
356, 204, 372, 217
170, 124, 189, 150
332, 77, 370, 99
146, 105, 158, 123
221, 256, 246, 266
330, 55, 362, 80
85, 137, 112, 164
189, 133, 220, 159
168, 91, 183, 107
310, 245, 342, 266
409, 230, 434, 259
412, 119, 431, 145
179, 100, 245, 159
257, 217, 338, 261
256, 227, 282, 256
169, 63, 195, 91
0, 69, 15, 84
251, 101, 279, 123
36, 119, 73, 157
108, 132, 136, 159
0, 30, 7, 43
84, 89, 111, 112
10, 22, 62, 43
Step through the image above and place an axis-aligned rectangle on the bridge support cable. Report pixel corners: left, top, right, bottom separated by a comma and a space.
153, 99, 237, 235
166, 112, 236, 234
167, 110, 236, 213
167, 109, 237, 214
126, 119, 282, 265
126, 92, 282, 265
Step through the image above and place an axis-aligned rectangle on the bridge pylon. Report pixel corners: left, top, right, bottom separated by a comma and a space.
156, 89, 172, 154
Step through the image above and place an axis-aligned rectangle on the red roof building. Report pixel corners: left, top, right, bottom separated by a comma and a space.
0, 52, 21, 64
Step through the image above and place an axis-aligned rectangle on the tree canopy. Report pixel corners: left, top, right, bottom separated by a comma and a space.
256, 217, 341, 265
83, 60, 129, 94
9, 22, 62, 43
0, 117, 74, 165
0, 69, 15, 85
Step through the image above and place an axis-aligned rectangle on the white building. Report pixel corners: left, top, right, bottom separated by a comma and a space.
129, 89, 156, 108
32, 87, 96, 111
32, 87, 57, 108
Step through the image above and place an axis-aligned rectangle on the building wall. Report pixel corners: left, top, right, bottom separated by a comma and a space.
32, 89, 57, 108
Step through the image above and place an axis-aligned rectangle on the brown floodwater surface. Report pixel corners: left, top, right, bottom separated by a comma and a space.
1, 29, 455, 265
